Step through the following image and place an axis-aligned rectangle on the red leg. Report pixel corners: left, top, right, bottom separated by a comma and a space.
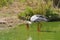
37, 23, 40, 32
37, 26, 40, 32
37, 22, 42, 32
26, 24, 29, 30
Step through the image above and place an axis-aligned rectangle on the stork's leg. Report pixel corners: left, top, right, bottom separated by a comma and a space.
39, 22, 42, 32
40, 22, 42, 28
26, 23, 29, 30
26, 24, 31, 40
37, 22, 42, 32
37, 22, 40, 32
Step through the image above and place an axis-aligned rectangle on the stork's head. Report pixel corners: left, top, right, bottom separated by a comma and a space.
26, 21, 32, 24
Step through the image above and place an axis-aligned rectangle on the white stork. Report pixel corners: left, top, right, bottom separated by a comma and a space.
26, 15, 47, 32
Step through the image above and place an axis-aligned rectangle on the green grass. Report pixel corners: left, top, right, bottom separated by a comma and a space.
0, 0, 14, 7
0, 22, 60, 40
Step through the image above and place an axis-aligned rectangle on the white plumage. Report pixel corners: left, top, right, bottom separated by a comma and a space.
30, 15, 39, 22
26, 15, 47, 24
30, 15, 47, 22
